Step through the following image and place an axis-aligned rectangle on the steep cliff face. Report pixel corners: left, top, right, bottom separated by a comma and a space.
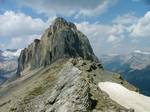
17, 17, 98, 75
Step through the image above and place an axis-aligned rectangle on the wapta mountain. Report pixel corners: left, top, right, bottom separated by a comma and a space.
0, 17, 140, 112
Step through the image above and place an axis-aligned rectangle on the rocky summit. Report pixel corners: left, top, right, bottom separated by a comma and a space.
17, 17, 98, 75
0, 17, 137, 112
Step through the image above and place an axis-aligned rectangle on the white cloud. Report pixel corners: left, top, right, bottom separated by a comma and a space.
76, 22, 111, 54
77, 22, 124, 42
113, 13, 138, 25
76, 22, 109, 46
76, 21, 126, 54
76, 14, 137, 54
20, 0, 117, 17
75, 0, 117, 18
0, 43, 5, 49
76, 22, 111, 39
76, 12, 150, 55
106, 24, 126, 48
108, 35, 118, 42
0, 11, 55, 49
0, 11, 47, 38
8, 34, 41, 49
10, 37, 22, 48
129, 11, 150, 38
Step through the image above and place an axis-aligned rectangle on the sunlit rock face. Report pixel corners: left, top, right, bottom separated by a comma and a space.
17, 17, 98, 75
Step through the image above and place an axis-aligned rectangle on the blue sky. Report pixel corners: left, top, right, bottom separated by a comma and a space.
0, 0, 150, 55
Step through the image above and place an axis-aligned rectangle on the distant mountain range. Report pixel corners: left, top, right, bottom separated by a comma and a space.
0, 49, 21, 85
1, 49, 21, 59
100, 50, 150, 96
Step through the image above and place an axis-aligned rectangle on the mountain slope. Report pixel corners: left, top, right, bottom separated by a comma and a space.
100, 51, 150, 96
126, 65, 150, 96
0, 17, 138, 112
0, 59, 136, 112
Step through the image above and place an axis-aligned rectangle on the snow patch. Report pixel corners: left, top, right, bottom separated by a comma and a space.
98, 82, 150, 112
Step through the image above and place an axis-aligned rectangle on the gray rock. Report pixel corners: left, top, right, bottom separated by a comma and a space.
17, 17, 99, 76
45, 62, 93, 112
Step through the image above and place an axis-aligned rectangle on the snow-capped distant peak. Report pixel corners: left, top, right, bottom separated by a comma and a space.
134, 50, 150, 55
2, 49, 22, 58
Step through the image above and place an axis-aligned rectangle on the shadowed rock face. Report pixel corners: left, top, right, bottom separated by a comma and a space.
17, 17, 99, 75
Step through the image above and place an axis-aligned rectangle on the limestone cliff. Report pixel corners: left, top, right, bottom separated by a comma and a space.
17, 17, 98, 75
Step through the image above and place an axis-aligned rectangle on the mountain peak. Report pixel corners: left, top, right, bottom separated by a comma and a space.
50, 17, 77, 31
17, 17, 99, 75
53, 17, 67, 25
